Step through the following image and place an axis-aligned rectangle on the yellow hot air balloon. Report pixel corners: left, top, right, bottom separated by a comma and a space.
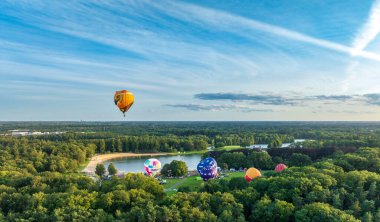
114, 90, 134, 116
245, 167, 261, 182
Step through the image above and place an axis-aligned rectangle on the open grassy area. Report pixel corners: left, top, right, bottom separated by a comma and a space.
162, 171, 264, 195
214, 145, 244, 151
177, 150, 208, 155
162, 178, 183, 189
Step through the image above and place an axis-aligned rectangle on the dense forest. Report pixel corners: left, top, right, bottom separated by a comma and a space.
2, 121, 380, 153
0, 122, 380, 221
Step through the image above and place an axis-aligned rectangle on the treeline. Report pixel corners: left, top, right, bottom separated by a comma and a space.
2, 121, 380, 137
30, 132, 296, 152
207, 146, 359, 170
11, 121, 380, 151
36, 131, 295, 148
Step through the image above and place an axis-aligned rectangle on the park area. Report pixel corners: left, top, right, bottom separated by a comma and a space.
162, 171, 269, 195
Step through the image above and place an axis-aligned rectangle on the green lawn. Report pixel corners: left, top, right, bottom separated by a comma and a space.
162, 178, 183, 189
214, 145, 244, 151
177, 150, 208, 155
177, 176, 203, 191
162, 171, 261, 195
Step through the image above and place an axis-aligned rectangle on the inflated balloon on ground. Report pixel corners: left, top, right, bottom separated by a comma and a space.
144, 158, 161, 177
197, 157, 218, 181
275, 163, 287, 172
245, 167, 261, 182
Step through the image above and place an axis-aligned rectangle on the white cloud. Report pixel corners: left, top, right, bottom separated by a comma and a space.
151, 0, 380, 62
351, 0, 380, 55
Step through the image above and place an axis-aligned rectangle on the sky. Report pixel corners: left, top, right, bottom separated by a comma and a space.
1, 0, 380, 121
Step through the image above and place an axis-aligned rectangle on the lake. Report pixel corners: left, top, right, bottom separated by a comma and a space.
103, 139, 308, 173
103, 154, 203, 173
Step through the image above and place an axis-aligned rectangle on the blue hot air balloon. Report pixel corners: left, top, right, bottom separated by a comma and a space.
197, 157, 218, 181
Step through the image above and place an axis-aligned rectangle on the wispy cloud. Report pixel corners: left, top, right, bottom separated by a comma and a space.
364, 94, 380, 105
165, 104, 273, 112
1, 1, 380, 120
194, 93, 294, 105
351, 0, 380, 55
312, 95, 352, 101
194, 92, 380, 106
152, 0, 380, 62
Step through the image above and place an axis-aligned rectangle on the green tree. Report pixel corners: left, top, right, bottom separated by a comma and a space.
288, 153, 312, 166
295, 203, 359, 222
251, 196, 295, 222
177, 186, 191, 192
170, 160, 188, 177
98, 140, 106, 153
361, 212, 373, 222
160, 163, 172, 177
108, 163, 117, 176
268, 138, 282, 148
248, 152, 273, 169
95, 163, 106, 177
218, 152, 248, 169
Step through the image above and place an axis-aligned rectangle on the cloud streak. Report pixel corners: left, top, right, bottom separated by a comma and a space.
152, 0, 380, 62
194, 92, 380, 106
351, 0, 380, 55
165, 104, 273, 112
194, 93, 294, 105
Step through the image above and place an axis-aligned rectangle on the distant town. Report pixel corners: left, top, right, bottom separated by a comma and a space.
1, 129, 65, 137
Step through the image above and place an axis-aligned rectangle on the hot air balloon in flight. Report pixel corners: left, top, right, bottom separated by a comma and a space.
114, 90, 134, 117
197, 157, 218, 181
144, 158, 161, 177
275, 163, 287, 172
245, 167, 261, 182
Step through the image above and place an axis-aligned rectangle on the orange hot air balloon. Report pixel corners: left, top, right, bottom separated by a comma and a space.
245, 167, 261, 182
114, 90, 134, 116
275, 163, 287, 172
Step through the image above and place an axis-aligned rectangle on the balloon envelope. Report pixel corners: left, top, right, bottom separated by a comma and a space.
197, 157, 218, 181
114, 90, 134, 116
275, 163, 287, 172
144, 158, 161, 177
245, 167, 261, 182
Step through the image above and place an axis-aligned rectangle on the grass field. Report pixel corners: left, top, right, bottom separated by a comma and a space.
214, 145, 244, 151
162, 171, 262, 195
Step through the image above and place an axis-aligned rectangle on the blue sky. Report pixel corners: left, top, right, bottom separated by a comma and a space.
1, 0, 380, 121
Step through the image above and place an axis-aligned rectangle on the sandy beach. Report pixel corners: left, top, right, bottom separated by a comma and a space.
82, 152, 168, 175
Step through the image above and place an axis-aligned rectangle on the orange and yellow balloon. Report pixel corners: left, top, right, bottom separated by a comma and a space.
245, 167, 261, 182
114, 90, 134, 116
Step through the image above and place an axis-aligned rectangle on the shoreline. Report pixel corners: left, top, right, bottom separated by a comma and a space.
82, 152, 169, 175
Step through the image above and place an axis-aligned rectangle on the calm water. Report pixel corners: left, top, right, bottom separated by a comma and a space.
103, 154, 202, 173
103, 139, 307, 173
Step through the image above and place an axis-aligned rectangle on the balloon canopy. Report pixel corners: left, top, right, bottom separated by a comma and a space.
114, 90, 134, 117
144, 158, 161, 177
275, 163, 287, 172
245, 167, 261, 182
197, 157, 218, 181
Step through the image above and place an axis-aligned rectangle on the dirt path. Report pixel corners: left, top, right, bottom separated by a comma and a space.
169, 178, 187, 190
82, 152, 168, 175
